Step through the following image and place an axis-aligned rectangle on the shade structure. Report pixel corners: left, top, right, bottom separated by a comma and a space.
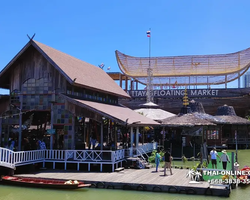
115, 47, 250, 86
61, 95, 160, 126
162, 112, 216, 127
134, 108, 176, 122
134, 102, 176, 122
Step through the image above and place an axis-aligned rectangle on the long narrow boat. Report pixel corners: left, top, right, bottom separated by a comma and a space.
1, 176, 91, 189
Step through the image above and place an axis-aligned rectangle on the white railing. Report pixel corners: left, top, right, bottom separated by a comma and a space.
140, 142, 157, 153
0, 148, 127, 169
14, 150, 45, 164
0, 147, 15, 169
0, 144, 155, 170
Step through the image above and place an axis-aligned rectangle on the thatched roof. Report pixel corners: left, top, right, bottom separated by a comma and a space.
216, 104, 236, 116
214, 115, 250, 125
194, 112, 226, 124
189, 100, 205, 113
215, 104, 250, 125
161, 113, 216, 127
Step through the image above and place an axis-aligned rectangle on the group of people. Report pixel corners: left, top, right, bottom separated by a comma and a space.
210, 147, 230, 170
154, 146, 231, 176
155, 148, 173, 176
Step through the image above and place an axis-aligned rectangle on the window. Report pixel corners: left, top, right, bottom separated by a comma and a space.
207, 130, 219, 140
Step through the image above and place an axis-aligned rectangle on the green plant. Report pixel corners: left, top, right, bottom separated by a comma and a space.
182, 155, 187, 164
201, 160, 208, 168
148, 150, 157, 163
191, 163, 200, 171
148, 149, 165, 163
189, 156, 195, 161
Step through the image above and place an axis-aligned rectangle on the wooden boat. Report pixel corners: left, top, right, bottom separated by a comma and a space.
237, 166, 250, 185
1, 176, 91, 189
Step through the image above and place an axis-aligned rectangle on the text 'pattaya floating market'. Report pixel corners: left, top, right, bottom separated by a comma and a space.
129, 89, 219, 97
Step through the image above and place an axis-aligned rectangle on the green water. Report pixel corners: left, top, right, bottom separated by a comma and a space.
1, 150, 250, 200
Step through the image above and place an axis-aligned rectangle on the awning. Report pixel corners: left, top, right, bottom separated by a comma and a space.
61, 94, 159, 126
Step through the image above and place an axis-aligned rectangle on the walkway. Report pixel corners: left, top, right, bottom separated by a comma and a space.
15, 168, 230, 197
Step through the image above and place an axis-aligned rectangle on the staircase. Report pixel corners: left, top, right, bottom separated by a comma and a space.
126, 147, 153, 169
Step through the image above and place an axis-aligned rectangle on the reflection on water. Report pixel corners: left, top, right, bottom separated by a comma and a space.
0, 186, 230, 200
1, 150, 250, 200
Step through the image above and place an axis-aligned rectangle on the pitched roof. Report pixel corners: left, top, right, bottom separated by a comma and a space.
214, 104, 250, 124
61, 94, 159, 126
134, 108, 176, 122
162, 113, 216, 127
0, 40, 130, 98
214, 115, 250, 125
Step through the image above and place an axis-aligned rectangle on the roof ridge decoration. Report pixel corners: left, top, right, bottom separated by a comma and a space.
115, 47, 250, 86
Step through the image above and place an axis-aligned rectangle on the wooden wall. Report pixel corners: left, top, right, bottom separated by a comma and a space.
10, 46, 67, 93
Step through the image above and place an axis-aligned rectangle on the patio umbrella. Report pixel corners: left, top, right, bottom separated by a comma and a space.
134, 101, 176, 123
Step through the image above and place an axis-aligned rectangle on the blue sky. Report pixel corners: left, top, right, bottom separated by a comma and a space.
1, 0, 250, 94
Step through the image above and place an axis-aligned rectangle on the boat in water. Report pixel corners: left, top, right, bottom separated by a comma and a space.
0, 176, 91, 189
237, 166, 250, 185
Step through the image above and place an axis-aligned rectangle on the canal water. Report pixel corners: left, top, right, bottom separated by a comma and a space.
0, 149, 249, 200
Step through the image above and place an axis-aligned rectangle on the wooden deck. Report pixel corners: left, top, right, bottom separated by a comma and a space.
15, 168, 231, 197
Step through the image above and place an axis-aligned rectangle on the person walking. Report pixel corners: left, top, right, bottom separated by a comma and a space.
220, 150, 230, 170
210, 147, 221, 169
155, 149, 161, 172
164, 148, 173, 176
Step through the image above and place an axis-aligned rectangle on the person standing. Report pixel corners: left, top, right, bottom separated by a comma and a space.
164, 148, 173, 176
155, 149, 161, 172
221, 150, 230, 170
210, 147, 221, 169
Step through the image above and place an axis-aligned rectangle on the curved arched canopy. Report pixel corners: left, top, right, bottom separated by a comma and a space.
115, 47, 250, 86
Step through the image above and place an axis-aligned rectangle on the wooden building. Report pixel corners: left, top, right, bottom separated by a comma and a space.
0, 39, 159, 151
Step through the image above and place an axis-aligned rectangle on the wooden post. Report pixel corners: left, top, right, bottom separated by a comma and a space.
136, 127, 139, 148
119, 74, 123, 88
18, 95, 23, 151
114, 123, 117, 150
101, 120, 103, 150
231, 152, 235, 172
71, 116, 75, 149
0, 117, 2, 147
125, 76, 128, 92
130, 80, 133, 90
50, 103, 54, 150
130, 127, 134, 157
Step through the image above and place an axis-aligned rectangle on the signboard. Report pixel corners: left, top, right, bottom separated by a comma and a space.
127, 88, 250, 98
128, 89, 219, 98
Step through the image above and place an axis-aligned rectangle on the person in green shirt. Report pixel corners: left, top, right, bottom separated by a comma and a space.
155, 149, 161, 172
